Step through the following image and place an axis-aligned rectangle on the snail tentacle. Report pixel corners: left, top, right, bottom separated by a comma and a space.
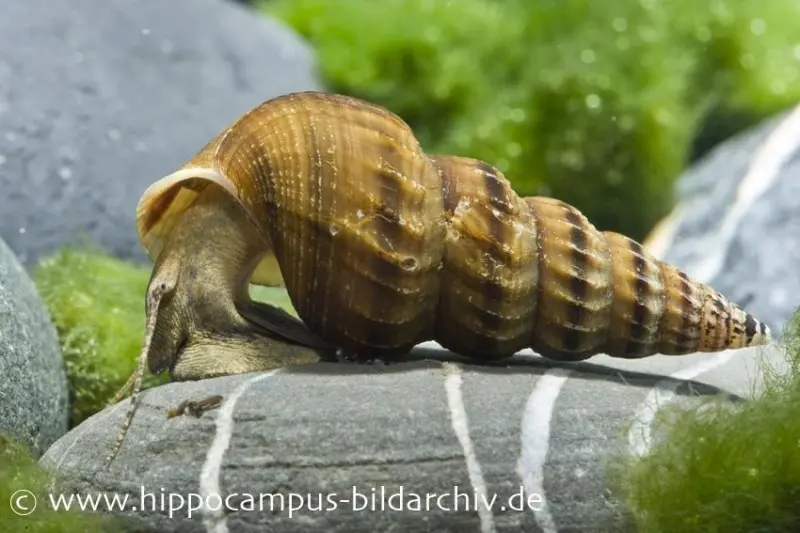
104, 183, 330, 470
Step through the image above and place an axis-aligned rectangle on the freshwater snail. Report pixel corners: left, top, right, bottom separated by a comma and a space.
105, 91, 770, 469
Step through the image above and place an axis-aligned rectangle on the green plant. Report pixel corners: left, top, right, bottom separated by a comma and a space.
610, 308, 800, 532
0, 434, 121, 532
33, 247, 169, 428
32, 247, 300, 426
265, 0, 800, 240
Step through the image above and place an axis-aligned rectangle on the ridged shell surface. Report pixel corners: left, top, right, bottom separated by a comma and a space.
431, 155, 540, 359
140, 92, 447, 355
137, 91, 771, 361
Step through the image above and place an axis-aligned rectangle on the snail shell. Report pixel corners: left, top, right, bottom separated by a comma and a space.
137, 91, 771, 363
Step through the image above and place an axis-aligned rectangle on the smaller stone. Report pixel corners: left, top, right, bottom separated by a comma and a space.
644, 107, 800, 338
0, 237, 68, 456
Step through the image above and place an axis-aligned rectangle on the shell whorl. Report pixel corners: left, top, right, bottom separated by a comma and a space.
136, 91, 771, 362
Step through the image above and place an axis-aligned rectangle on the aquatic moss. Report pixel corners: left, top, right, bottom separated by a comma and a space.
0, 434, 121, 532
33, 248, 299, 426
610, 308, 800, 532
32, 247, 169, 428
265, 0, 800, 240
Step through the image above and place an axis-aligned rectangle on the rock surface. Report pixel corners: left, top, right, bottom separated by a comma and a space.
0, 237, 69, 455
0, 0, 322, 265
40, 341, 784, 532
644, 103, 800, 338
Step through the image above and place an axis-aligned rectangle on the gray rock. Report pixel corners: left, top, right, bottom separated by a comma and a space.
0, 237, 69, 455
40, 341, 783, 532
0, 0, 323, 266
644, 105, 800, 338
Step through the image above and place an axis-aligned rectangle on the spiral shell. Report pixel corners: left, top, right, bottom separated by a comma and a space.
136, 91, 770, 362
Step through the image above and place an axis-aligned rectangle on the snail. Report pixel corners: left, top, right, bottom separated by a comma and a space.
104, 91, 771, 469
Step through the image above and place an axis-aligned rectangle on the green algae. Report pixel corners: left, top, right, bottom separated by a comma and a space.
32, 248, 300, 427
32, 247, 169, 428
0, 434, 121, 532
611, 309, 800, 532
264, 0, 800, 241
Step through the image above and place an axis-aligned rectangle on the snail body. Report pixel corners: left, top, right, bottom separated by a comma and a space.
106, 91, 770, 469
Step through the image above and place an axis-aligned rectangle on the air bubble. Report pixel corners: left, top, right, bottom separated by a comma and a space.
585, 94, 601, 110
58, 166, 72, 180
329, 223, 340, 236
506, 142, 522, 157
400, 257, 417, 271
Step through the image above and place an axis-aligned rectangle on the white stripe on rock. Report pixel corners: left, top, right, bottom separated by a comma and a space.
688, 104, 800, 283
200, 370, 281, 533
628, 351, 736, 457
516, 367, 572, 533
442, 362, 497, 533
